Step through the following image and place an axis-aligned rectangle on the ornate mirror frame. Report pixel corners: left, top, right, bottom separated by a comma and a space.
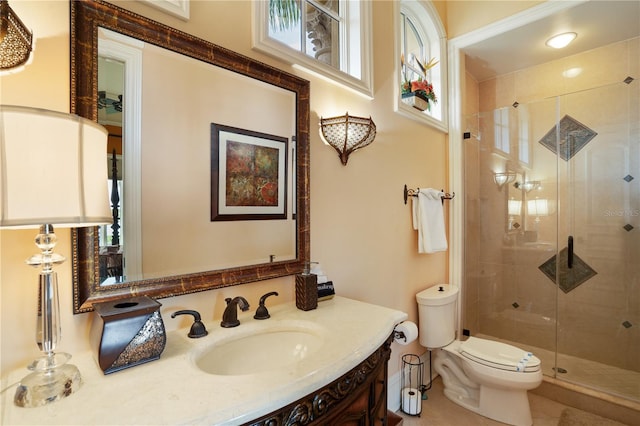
71, 0, 310, 313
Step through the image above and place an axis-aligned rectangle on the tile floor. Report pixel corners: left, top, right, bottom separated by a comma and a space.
395, 376, 571, 426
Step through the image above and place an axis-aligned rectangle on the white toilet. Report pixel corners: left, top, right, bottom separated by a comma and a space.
416, 284, 542, 426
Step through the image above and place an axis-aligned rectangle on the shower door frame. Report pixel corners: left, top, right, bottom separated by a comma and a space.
447, 0, 584, 337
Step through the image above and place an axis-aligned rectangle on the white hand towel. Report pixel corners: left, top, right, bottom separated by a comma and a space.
412, 188, 447, 253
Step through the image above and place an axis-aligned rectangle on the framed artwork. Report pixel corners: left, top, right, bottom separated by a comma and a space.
211, 123, 288, 221
141, 0, 190, 20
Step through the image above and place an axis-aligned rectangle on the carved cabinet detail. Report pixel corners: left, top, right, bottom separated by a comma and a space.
246, 334, 393, 426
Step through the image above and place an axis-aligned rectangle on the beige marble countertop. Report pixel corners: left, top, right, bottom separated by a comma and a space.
1, 296, 406, 425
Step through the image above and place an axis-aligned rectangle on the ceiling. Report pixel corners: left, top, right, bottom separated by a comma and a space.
463, 1, 640, 82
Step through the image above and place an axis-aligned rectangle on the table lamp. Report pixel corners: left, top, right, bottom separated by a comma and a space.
527, 198, 550, 231
0, 105, 111, 407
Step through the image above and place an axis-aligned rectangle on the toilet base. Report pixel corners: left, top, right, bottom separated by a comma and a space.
434, 348, 537, 426
442, 384, 533, 426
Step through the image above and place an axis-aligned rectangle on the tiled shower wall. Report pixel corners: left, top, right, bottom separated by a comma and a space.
463, 37, 639, 373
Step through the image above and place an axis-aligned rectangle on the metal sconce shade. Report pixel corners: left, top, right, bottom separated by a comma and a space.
494, 172, 516, 188
319, 113, 376, 165
0, 0, 33, 70
515, 180, 541, 193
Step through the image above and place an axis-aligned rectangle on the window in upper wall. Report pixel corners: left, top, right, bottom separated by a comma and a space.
494, 107, 510, 155
517, 104, 531, 167
396, 0, 448, 132
253, 0, 373, 97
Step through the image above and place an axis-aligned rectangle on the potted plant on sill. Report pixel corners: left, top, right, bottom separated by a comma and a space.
401, 55, 438, 112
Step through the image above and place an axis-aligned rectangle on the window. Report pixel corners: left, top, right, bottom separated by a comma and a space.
517, 105, 531, 166
492, 105, 532, 166
494, 107, 510, 154
396, 0, 447, 132
253, 0, 373, 96
401, 13, 428, 89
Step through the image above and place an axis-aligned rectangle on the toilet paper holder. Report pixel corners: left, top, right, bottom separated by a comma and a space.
393, 321, 418, 345
394, 327, 409, 343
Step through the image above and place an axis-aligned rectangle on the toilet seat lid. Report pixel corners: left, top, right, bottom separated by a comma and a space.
459, 337, 541, 372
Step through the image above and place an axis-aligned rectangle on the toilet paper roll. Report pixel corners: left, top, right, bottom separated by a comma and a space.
394, 321, 418, 345
401, 387, 422, 415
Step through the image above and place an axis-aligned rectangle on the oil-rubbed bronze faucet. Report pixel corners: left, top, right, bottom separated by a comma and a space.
171, 310, 208, 338
220, 297, 250, 328
254, 292, 279, 320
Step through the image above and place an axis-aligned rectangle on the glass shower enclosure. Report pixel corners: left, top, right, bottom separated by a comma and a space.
463, 79, 639, 402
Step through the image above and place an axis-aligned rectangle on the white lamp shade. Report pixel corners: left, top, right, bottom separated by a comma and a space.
0, 105, 112, 228
508, 199, 522, 216
527, 198, 549, 217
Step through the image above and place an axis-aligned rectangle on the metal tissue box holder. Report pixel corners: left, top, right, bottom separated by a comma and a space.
90, 296, 166, 374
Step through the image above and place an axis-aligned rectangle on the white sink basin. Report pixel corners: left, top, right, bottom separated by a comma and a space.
194, 325, 326, 375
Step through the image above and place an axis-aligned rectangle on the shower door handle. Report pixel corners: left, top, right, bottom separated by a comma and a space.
567, 236, 574, 269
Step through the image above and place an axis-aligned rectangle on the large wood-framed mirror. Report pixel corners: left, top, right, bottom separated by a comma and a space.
71, 0, 310, 313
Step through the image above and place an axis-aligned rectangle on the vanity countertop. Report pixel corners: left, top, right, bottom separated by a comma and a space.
1, 296, 406, 425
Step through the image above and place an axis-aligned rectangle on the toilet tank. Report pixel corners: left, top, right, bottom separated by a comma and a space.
416, 284, 459, 349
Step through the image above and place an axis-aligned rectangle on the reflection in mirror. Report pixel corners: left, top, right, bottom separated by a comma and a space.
507, 178, 523, 233
97, 56, 125, 283
72, 0, 310, 313
97, 31, 297, 284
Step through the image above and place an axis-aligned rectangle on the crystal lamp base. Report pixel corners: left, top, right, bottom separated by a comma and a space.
13, 352, 82, 408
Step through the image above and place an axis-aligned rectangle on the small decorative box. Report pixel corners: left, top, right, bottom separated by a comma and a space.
318, 281, 335, 301
90, 296, 166, 374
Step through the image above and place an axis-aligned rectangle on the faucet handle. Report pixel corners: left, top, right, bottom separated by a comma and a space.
171, 310, 208, 338
254, 291, 279, 320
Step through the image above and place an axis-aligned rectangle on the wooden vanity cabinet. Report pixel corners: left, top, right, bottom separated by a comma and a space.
247, 334, 394, 426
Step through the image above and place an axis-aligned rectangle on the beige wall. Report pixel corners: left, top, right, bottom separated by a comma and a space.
0, 0, 455, 380
445, 0, 543, 38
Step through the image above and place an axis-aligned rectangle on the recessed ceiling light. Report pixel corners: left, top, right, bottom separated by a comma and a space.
562, 67, 582, 78
546, 32, 577, 49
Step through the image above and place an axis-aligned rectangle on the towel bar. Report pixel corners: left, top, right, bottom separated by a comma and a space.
403, 184, 455, 205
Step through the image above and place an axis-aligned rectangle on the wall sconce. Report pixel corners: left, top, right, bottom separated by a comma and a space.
0, 105, 111, 407
319, 113, 376, 165
494, 172, 516, 188
514, 180, 541, 193
0, 0, 33, 70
